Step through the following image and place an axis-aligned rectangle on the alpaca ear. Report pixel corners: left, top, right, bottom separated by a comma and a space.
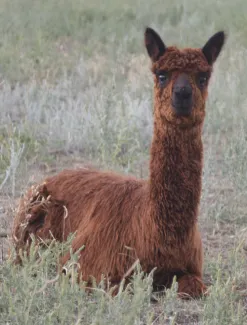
145, 27, 166, 62
202, 31, 226, 65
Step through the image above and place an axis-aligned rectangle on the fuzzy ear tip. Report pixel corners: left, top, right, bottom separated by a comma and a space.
145, 27, 154, 36
218, 30, 226, 38
215, 31, 227, 45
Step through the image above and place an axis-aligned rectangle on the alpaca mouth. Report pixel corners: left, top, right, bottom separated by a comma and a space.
172, 100, 193, 117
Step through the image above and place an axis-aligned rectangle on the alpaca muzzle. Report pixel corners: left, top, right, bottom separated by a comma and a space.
172, 74, 193, 116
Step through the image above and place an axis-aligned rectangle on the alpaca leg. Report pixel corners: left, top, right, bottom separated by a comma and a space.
177, 228, 208, 299
177, 274, 207, 299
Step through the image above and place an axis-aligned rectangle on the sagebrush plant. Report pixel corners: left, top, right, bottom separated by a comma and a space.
0, 237, 175, 325
0, 137, 25, 196
0, 0, 247, 324
0, 238, 246, 324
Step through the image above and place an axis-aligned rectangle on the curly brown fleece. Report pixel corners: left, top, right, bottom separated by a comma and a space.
12, 27, 226, 298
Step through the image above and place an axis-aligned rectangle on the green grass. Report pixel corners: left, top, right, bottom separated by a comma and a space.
0, 0, 247, 324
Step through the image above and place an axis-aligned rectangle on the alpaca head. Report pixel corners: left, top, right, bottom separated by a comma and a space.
145, 28, 225, 128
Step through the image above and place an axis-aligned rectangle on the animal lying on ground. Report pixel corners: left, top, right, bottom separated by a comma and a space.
12, 27, 225, 298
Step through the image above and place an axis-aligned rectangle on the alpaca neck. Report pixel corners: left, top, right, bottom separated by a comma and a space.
149, 121, 203, 239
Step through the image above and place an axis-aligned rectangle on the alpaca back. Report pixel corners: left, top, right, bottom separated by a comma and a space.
12, 168, 149, 262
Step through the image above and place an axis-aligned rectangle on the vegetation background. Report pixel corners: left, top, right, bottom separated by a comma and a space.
0, 0, 247, 324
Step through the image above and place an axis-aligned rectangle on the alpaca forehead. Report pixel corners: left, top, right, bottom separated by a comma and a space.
153, 47, 212, 73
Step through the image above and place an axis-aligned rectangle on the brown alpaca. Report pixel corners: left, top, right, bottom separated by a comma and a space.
12, 27, 225, 298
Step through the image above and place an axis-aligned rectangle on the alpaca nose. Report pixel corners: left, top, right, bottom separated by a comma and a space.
172, 74, 193, 116
174, 86, 192, 100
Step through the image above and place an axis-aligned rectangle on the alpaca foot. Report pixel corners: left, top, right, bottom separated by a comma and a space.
177, 274, 208, 299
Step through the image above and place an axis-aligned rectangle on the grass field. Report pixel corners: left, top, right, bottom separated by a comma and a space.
0, 0, 247, 324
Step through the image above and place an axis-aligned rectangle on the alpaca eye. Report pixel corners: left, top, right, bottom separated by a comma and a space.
158, 72, 169, 86
199, 76, 207, 86
197, 72, 209, 88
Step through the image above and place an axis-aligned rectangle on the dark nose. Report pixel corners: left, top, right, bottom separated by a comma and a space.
172, 74, 193, 116
174, 86, 192, 100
